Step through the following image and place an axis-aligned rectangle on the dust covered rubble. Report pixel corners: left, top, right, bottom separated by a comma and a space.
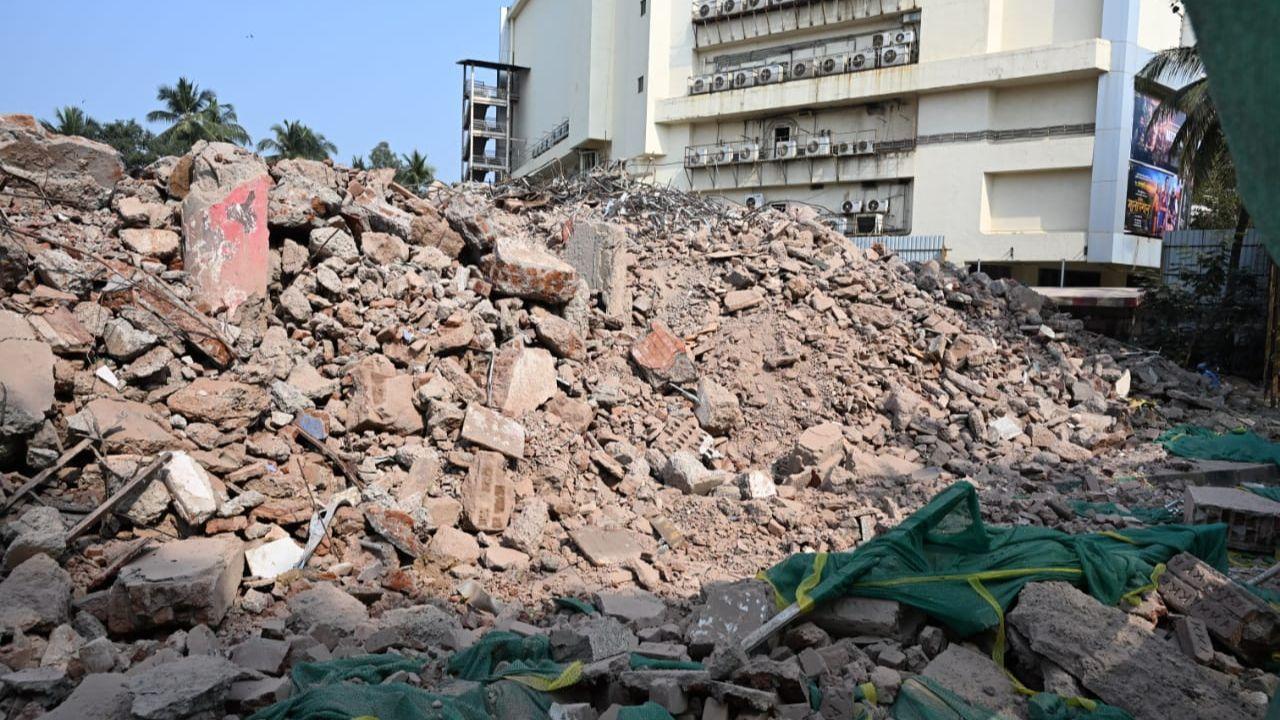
0, 113, 1277, 718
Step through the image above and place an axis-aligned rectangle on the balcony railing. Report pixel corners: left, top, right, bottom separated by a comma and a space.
683, 129, 915, 169
692, 0, 821, 23
466, 82, 512, 102
470, 119, 509, 135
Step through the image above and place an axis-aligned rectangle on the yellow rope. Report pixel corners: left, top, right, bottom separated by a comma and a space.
505, 661, 582, 692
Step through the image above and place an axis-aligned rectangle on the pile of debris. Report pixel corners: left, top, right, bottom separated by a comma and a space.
0, 112, 1276, 719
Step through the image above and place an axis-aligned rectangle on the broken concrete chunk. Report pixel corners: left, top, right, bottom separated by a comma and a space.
460, 404, 525, 459
486, 237, 580, 304
71, 398, 174, 455
0, 553, 73, 632
686, 580, 775, 657
809, 597, 922, 642
245, 537, 305, 579
3, 505, 67, 571
348, 354, 423, 434
503, 498, 549, 554
922, 644, 1026, 719
488, 342, 557, 418
41, 672, 132, 720
180, 141, 272, 313
0, 314, 55, 437
571, 527, 644, 567
462, 450, 514, 533
126, 654, 243, 720
0, 114, 123, 210
693, 378, 742, 435
162, 451, 220, 526
107, 536, 245, 634
1159, 552, 1280, 665
723, 288, 765, 313
1009, 582, 1257, 720
1183, 486, 1280, 553
167, 377, 271, 424
119, 228, 180, 260
630, 321, 697, 388
427, 526, 482, 567
286, 583, 368, 647
662, 451, 723, 495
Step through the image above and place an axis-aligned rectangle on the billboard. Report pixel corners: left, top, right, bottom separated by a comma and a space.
1126, 162, 1184, 238
1126, 89, 1187, 238
1131, 91, 1184, 172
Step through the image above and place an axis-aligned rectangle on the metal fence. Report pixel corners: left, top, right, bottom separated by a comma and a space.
1161, 229, 1271, 292
849, 235, 946, 263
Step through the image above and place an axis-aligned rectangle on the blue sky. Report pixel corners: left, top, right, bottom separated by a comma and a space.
0, 1, 509, 181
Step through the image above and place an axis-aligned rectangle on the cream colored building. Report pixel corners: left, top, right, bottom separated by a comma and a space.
493, 0, 1185, 286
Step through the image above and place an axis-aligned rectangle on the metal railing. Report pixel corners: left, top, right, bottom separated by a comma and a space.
466, 82, 510, 102
850, 235, 945, 261
688, 31, 915, 96
692, 0, 823, 23
470, 119, 508, 134
683, 130, 906, 168
1161, 229, 1271, 294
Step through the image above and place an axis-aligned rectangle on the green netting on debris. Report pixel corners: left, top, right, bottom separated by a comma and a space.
760, 481, 1227, 637
1070, 501, 1177, 525
250, 632, 583, 720
1157, 425, 1280, 466
614, 702, 676, 720
1248, 485, 1280, 503
890, 677, 1004, 720
1028, 694, 1134, 720
554, 597, 598, 615
628, 653, 703, 671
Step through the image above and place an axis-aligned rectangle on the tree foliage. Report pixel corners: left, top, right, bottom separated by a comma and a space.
255, 120, 337, 161
367, 141, 401, 170
42, 106, 98, 138
397, 150, 436, 194
147, 77, 250, 153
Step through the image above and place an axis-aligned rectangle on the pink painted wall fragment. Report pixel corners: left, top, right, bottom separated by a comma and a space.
182, 175, 271, 313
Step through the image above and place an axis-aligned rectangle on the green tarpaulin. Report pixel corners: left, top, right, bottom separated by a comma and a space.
1181, 0, 1280, 265
1157, 425, 1280, 466
760, 482, 1226, 638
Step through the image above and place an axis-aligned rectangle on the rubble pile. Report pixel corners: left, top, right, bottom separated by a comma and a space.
0, 112, 1277, 719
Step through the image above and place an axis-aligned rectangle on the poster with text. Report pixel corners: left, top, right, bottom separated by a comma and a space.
1126, 161, 1185, 238
1131, 91, 1185, 172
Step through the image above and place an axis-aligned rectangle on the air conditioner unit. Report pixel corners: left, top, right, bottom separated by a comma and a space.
826, 217, 850, 234
736, 142, 760, 162
817, 55, 848, 76
864, 197, 892, 213
688, 148, 712, 166
712, 73, 732, 92
690, 75, 713, 95
879, 45, 910, 67
714, 144, 736, 164
790, 59, 816, 80
871, 31, 895, 48
841, 199, 863, 214
732, 68, 757, 89
744, 0, 767, 10
854, 213, 884, 235
849, 51, 875, 71
768, 0, 794, 6
774, 140, 798, 159
744, 193, 767, 210
805, 135, 832, 157
855, 139, 876, 155
835, 140, 856, 156
757, 64, 785, 84
893, 29, 917, 45
695, 1, 719, 20
720, 0, 741, 16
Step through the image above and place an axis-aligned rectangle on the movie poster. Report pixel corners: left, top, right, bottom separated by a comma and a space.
1126, 90, 1187, 238
1126, 162, 1184, 238
1131, 92, 1184, 172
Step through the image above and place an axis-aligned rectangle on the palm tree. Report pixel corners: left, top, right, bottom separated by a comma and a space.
396, 150, 436, 194
1138, 46, 1248, 265
350, 155, 368, 171
147, 77, 248, 152
42, 106, 99, 138
255, 120, 337, 161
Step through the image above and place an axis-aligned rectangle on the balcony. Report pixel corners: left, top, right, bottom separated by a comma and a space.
464, 82, 513, 105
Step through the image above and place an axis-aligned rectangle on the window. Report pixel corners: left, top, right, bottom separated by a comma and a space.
640, 0, 647, 14
638, 75, 645, 93
773, 126, 791, 143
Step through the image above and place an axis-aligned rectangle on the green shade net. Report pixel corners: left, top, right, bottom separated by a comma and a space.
1157, 425, 1280, 466
759, 482, 1226, 637
1181, 0, 1280, 265
1070, 501, 1177, 525
250, 632, 582, 720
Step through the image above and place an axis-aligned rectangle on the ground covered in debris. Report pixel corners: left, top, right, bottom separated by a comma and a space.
1, 113, 1278, 719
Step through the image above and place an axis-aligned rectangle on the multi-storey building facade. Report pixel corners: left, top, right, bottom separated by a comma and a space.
488, 0, 1186, 287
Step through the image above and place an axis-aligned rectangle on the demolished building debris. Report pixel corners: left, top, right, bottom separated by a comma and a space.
0, 112, 1277, 718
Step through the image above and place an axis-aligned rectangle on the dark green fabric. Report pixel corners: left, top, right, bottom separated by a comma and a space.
447, 631, 559, 682
1181, 0, 1280, 265
1029, 694, 1134, 720
555, 597, 598, 615
615, 703, 676, 720
1071, 501, 1177, 525
288, 654, 426, 690
891, 676, 1004, 720
761, 482, 1227, 637
1248, 485, 1280, 503
628, 653, 703, 671
1157, 425, 1280, 466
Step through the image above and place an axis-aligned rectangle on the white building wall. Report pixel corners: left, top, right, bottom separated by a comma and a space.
500, 0, 1184, 283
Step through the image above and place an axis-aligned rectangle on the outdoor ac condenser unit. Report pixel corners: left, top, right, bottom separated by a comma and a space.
856, 139, 876, 155
712, 73, 732, 92
690, 75, 712, 94
715, 144, 736, 164
854, 213, 884, 235
864, 197, 891, 213
774, 140, 798, 159
806, 135, 832, 157
696, 1, 719, 19
879, 45, 910, 67
893, 29, 917, 45
827, 217, 850, 234
720, 0, 741, 15
871, 31, 895, 47
736, 142, 760, 162
835, 141, 856, 156
790, 59, 816, 80
744, 0, 767, 10
850, 51, 874, 71
732, 68, 757, 89
745, 193, 766, 210
818, 55, 848, 75
757, 64, 785, 84
842, 199, 863, 214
